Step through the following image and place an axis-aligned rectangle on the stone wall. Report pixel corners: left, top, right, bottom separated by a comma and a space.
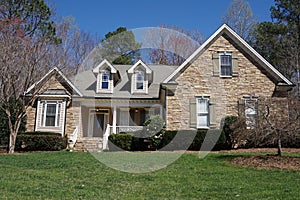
166, 35, 287, 130
25, 106, 36, 132
65, 102, 81, 136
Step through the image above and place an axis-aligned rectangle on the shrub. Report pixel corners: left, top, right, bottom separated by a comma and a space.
20, 131, 62, 136
108, 134, 132, 151
158, 129, 228, 151
130, 115, 166, 151
221, 116, 238, 149
15, 132, 66, 151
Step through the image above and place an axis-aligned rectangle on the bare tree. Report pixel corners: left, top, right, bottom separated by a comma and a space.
0, 17, 56, 153
222, 0, 257, 40
231, 97, 300, 156
48, 17, 100, 75
143, 25, 205, 65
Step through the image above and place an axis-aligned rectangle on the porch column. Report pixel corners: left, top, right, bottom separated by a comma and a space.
112, 105, 117, 133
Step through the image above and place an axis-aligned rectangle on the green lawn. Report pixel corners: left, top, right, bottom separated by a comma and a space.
0, 151, 299, 200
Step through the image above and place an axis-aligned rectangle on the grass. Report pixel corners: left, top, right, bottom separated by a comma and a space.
0, 151, 299, 200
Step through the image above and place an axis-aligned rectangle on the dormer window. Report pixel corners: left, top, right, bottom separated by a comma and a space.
128, 60, 153, 95
101, 71, 110, 89
136, 71, 144, 90
92, 59, 120, 94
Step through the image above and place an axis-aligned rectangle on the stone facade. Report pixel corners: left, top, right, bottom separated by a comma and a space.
65, 102, 80, 136
25, 106, 36, 132
166, 35, 288, 130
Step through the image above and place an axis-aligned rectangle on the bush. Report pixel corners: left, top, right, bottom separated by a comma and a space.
108, 134, 132, 151
20, 131, 62, 136
221, 116, 238, 149
130, 115, 166, 151
15, 132, 66, 151
158, 129, 228, 151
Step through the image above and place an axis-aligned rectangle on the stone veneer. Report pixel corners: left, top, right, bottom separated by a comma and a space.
25, 106, 36, 132
166, 35, 287, 130
65, 102, 81, 136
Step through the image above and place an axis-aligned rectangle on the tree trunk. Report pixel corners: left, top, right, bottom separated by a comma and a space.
8, 132, 17, 154
277, 138, 282, 156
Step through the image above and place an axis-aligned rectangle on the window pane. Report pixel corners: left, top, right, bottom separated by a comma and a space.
136, 71, 144, 90
137, 72, 144, 81
46, 104, 56, 116
196, 97, 209, 128
197, 115, 208, 127
101, 72, 109, 89
46, 116, 55, 126
102, 73, 109, 81
221, 55, 231, 65
220, 55, 232, 76
221, 65, 232, 76
45, 104, 56, 126
136, 82, 143, 90
102, 81, 109, 89
197, 99, 208, 112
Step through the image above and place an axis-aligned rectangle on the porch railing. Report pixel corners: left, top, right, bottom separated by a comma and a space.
102, 125, 144, 150
68, 126, 78, 150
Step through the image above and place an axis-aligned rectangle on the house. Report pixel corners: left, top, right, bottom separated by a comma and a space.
25, 24, 293, 150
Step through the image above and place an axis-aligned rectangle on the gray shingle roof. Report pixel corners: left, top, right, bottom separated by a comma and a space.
72, 64, 178, 98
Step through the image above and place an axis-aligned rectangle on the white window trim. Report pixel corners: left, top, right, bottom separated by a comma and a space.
196, 97, 210, 129
41, 101, 62, 127
219, 52, 232, 77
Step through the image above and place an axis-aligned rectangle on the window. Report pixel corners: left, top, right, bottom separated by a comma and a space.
136, 71, 144, 90
41, 101, 61, 127
220, 53, 232, 77
101, 71, 110, 89
245, 98, 258, 129
197, 97, 209, 128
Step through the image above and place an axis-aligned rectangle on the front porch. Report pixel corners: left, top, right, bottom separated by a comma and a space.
81, 105, 162, 137
69, 102, 163, 151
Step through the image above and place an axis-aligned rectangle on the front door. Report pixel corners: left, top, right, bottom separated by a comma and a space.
88, 109, 109, 137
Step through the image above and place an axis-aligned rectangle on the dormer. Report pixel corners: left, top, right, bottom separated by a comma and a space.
127, 60, 153, 94
92, 59, 120, 93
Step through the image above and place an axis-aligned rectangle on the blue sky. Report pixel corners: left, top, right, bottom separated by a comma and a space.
51, 0, 274, 38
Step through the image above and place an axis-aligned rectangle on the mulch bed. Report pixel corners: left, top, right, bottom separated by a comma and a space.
231, 155, 300, 171
224, 148, 300, 171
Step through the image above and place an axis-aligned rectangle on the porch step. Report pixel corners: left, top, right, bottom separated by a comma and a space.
74, 137, 103, 152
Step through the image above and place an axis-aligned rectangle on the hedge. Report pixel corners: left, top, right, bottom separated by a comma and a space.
159, 129, 228, 151
15, 132, 67, 151
108, 129, 228, 151
108, 134, 132, 151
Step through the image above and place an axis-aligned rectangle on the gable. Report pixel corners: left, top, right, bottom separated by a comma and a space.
26, 67, 82, 97
163, 24, 293, 88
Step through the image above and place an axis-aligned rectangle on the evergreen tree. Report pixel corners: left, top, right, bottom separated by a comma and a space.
250, 0, 300, 82
99, 27, 142, 64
